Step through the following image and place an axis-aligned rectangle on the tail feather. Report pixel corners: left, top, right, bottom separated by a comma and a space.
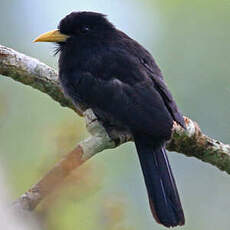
134, 136, 185, 227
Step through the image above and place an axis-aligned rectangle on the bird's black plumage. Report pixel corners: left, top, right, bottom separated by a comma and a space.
56, 11, 185, 227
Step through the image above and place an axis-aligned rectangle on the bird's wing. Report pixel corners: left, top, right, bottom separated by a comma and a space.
117, 32, 185, 128
69, 47, 184, 135
138, 59, 185, 128
135, 55, 185, 128
73, 70, 174, 139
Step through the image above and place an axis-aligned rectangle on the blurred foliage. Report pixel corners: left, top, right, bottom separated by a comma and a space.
0, 0, 230, 230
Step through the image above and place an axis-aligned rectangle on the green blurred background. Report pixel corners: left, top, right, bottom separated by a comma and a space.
1, 0, 230, 229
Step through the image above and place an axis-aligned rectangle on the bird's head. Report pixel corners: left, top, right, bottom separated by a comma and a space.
34, 11, 115, 47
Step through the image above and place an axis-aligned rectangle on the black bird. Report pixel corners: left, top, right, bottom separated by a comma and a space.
34, 11, 185, 227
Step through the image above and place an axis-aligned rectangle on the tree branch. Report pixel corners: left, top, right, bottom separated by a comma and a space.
0, 45, 82, 114
0, 45, 229, 212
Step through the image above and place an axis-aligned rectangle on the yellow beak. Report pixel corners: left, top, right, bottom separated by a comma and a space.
33, 29, 70, 42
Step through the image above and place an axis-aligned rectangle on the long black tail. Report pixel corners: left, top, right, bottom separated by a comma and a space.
134, 136, 185, 227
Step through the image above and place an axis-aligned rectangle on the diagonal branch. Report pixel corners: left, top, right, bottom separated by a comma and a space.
0, 45, 81, 115
0, 45, 230, 212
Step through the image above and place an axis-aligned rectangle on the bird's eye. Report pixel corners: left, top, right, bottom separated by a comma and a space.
79, 25, 91, 34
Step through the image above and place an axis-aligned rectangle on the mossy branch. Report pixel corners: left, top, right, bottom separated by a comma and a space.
0, 45, 229, 211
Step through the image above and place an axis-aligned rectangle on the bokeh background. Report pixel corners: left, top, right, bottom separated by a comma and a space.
1, 0, 230, 229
